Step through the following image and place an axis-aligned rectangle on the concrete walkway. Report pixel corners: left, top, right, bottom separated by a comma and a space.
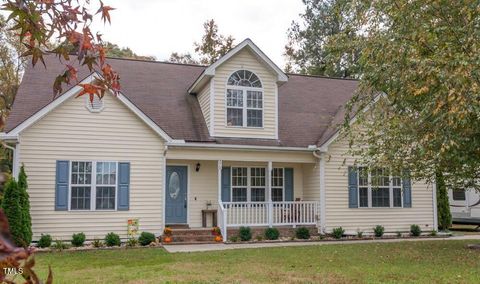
163, 234, 480, 253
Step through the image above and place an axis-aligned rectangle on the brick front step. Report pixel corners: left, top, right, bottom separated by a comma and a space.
163, 228, 221, 244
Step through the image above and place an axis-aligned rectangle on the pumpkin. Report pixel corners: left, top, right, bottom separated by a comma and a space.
163, 236, 172, 243
214, 235, 223, 242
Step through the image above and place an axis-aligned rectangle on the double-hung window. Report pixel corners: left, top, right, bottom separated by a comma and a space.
358, 167, 403, 208
70, 161, 117, 211
226, 70, 263, 128
231, 167, 284, 202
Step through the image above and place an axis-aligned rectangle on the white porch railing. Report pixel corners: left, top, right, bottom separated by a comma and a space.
222, 201, 319, 228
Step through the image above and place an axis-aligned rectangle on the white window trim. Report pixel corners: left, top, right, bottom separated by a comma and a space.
230, 166, 284, 202
225, 70, 265, 129
68, 161, 118, 212
357, 167, 403, 209
272, 167, 285, 202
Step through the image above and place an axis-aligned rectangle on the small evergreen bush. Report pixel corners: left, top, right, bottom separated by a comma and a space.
430, 230, 437, 236
229, 236, 239, 242
373, 225, 385, 237
105, 232, 121, 246
138, 232, 156, 246
239, 226, 252, 241
264, 228, 280, 240
255, 235, 263, 241
332, 227, 345, 239
71, 232, 86, 247
37, 234, 52, 248
295, 227, 310, 239
410, 224, 422, 236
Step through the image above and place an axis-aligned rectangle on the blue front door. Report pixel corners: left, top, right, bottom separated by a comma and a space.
165, 166, 188, 224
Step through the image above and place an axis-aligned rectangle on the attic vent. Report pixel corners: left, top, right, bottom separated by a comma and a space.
85, 95, 105, 113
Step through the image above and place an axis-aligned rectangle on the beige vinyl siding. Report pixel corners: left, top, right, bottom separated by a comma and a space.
197, 82, 211, 132
19, 94, 165, 240
302, 162, 320, 201
324, 137, 435, 234
213, 48, 277, 139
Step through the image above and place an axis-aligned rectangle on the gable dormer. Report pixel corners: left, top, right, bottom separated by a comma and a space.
190, 39, 288, 140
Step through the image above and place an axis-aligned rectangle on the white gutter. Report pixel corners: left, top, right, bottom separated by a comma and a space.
166, 142, 314, 152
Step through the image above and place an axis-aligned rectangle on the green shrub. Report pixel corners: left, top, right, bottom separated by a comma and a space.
239, 226, 252, 241
52, 240, 69, 251
295, 227, 310, 239
396, 231, 402, 237
126, 238, 138, 247
229, 236, 239, 242
430, 230, 437, 236
92, 238, 103, 248
71, 232, 86, 247
138, 232, 156, 246
105, 232, 121, 247
1, 179, 24, 246
18, 166, 32, 246
356, 230, 364, 238
373, 225, 385, 237
37, 234, 52, 248
332, 227, 345, 239
255, 235, 263, 241
410, 224, 422, 236
264, 228, 280, 240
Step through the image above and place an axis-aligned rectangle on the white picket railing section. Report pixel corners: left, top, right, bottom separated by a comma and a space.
222, 201, 319, 227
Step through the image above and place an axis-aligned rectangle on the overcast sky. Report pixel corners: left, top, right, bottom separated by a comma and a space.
89, 0, 305, 68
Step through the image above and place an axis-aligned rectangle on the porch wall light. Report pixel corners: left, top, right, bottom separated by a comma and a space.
195, 162, 201, 172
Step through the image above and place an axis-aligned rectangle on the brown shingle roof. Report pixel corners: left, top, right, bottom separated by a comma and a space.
5, 56, 358, 148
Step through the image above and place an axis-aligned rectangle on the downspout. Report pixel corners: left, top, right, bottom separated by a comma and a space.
3, 142, 19, 179
313, 148, 326, 234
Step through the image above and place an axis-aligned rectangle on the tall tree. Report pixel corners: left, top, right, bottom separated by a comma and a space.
332, 1, 480, 193
0, 15, 27, 126
104, 42, 156, 61
194, 19, 235, 65
168, 19, 234, 65
285, 0, 360, 77
168, 52, 199, 65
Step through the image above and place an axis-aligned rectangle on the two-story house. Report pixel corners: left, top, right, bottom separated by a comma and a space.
0, 39, 437, 242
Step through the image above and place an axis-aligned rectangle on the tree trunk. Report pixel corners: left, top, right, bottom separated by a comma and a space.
436, 170, 452, 231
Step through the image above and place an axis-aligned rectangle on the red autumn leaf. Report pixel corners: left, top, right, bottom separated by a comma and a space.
96, 1, 115, 24
66, 65, 78, 83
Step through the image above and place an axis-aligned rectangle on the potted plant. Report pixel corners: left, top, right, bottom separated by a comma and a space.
163, 227, 173, 243
211, 226, 222, 242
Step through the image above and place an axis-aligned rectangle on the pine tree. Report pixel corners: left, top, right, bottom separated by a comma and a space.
18, 165, 32, 246
436, 171, 451, 231
1, 179, 24, 246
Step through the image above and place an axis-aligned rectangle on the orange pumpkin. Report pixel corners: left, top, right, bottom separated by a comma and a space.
214, 235, 223, 242
163, 236, 172, 243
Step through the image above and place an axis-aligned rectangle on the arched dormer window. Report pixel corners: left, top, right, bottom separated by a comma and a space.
226, 70, 263, 127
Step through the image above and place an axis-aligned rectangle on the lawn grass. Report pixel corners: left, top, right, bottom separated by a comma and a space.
24, 240, 480, 283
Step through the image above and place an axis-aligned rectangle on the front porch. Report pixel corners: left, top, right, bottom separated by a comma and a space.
165, 156, 321, 241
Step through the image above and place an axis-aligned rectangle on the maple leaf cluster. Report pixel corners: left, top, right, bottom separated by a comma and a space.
2, 0, 120, 105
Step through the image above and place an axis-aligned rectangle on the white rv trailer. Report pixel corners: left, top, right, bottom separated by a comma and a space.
449, 189, 480, 226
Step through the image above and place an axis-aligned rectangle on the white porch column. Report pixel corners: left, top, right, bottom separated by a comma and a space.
267, 161, 273, 228
217, 160, 223, 202
319, 153, 326, 234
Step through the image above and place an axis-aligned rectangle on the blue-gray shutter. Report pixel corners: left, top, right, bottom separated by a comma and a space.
348, 166, 358, 208
402, 170, 412, 208
221, 167, 231, 202
117, 162, 130, 210
55, 160, 69, 211
284, 168, 294, 201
